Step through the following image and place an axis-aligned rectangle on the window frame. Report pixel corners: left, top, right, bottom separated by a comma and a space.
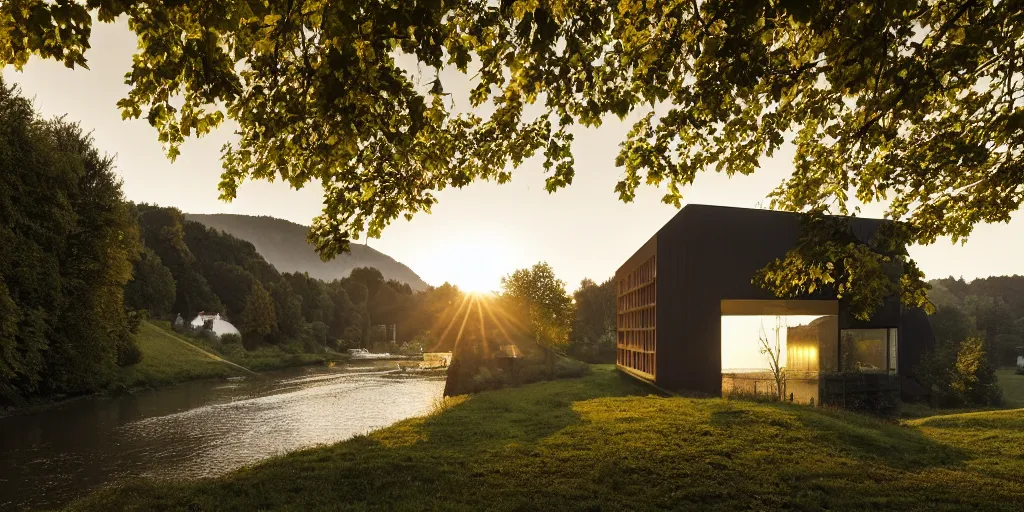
838, 327, 898, 375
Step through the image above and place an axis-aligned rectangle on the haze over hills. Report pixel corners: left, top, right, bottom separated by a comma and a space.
185, 213, 429, 291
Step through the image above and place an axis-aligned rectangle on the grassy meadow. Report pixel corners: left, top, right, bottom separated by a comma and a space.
75, 365, 1024, 511
112, 321, 326, 392
900, 367, 1024, 419
996, 367, 1024, 408
216, 345, 326, 372
112, 321, 244, 390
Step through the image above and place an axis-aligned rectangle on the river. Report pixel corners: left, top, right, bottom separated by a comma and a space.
0, 362, 446, 510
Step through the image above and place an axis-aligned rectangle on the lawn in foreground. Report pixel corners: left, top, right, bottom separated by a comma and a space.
76, 365, 1024, 511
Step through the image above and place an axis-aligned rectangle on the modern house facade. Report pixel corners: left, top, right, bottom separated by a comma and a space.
615, 204, 935, 406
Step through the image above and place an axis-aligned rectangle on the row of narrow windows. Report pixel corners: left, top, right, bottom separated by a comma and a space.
618, 255, 656, 294
617, 282, 656, 311
617, 329, 656, 352
617, 348, 655, 376
617, 254, 657, 378
617, 306, 656, 329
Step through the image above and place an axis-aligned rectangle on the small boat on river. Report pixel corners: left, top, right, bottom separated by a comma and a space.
346, 348, 394, 360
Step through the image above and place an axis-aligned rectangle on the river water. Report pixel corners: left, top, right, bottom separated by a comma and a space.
0, 362, 446, 510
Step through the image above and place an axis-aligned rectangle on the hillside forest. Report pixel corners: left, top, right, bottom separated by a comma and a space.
181, 213, 429, 290
927, 277, 1024, 367
0, 81, 617, 404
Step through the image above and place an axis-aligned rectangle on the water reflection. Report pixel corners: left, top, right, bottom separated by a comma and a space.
0, 362, 444, 510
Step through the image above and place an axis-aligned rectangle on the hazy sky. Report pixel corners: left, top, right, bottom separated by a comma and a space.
4, 20, 1022, 292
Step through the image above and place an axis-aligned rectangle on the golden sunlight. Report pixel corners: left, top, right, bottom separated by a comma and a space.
416, 233, 519, 294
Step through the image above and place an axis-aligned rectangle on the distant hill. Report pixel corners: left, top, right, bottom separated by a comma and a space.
184, 214, 428, 291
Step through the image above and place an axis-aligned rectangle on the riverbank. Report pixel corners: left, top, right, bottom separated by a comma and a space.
115, 321, 329, 391
112, 321, 245, 390
1, 322, 329, 417
73, 365, 1024, 511
143, 321, 331, 374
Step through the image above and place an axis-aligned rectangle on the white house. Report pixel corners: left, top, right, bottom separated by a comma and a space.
190, 312, 241, 338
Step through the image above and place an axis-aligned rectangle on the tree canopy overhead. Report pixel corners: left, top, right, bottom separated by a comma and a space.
4, 0, 1023, 317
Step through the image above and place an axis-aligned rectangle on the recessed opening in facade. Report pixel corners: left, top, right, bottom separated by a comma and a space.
721, 299, 898, 405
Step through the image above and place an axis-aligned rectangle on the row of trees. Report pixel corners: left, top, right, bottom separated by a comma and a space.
500, 263, 617, 364
917, 276, 1024, 407
126, 203, 448, 351
929, 277, 1024, 367
0, 78, 459, 403
0, 75, 610, 402
1, 80, 141, 402
440, 262, 611, 395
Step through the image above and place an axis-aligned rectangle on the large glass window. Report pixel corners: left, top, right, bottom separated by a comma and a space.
840, 328, 897, 374
720, 315, 837, 372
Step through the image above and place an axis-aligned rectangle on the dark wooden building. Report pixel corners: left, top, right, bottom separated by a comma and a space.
615, 204, 935, 404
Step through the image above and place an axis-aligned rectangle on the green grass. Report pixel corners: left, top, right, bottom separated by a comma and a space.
220, 345, 325, 372
901, 366, 1024, 419
996, 367, 1024, 408
122, 321, 327, 384
74, 365, 1024, 511
113, 322, 242, 389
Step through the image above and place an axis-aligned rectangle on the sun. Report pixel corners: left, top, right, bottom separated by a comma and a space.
418, 234, 517, 295
450, 265, 501, 295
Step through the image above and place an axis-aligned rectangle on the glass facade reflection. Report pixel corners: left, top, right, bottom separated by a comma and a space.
840, 328, 898, 374
721, 310, 900, 405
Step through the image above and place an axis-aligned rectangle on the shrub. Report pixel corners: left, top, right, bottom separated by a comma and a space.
950, 337, 1003, 405
220, 333, 242, 346
918, 336, 1003, 407
341, 326, 362, 347
277, 340, 300, 354
115, 311, 146, 367
517, 363, 551, 385
471, 367, 507, 391
335, 337, 359, 351
241, 332, 263, 350
370, 341, 399, 354
116, 340, 143, 367
198, 329, 219, 344
568, 331, 617, 364
405, 332, 435, 355
839, 383, 902, 418
195, 329, 222, 352
219, 342, 246, 359
553, 358, 590, 379
310, 321, 329, 345
126, 309, 147, 332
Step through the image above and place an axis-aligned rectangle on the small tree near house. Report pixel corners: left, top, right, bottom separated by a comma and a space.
241, 282, 277, 347
759, 317, 787, 401
500, 263, 573, 369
